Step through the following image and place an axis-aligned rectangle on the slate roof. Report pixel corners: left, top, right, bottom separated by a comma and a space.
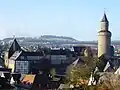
72, 58, 79, 66
73, 46, 86, 56
72, 57, 85, 67
21, 51, 44, 56
30, 58, 51, 71
101, 13, 108, 22
9, 50, 45, 61
103, 61, 111, 72
102, 60, 116, 72
9, 51, 22, 61
50, 49, 66, 55
8, 38, 21, 58
115, 67, 120, 75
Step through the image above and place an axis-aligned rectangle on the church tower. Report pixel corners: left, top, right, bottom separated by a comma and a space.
98, 12, 112, 57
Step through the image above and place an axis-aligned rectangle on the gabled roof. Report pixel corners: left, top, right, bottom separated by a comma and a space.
94, 67, 99, 74
72, 58, 79, 66
9, 51, 22, 61
103, 61, 114, 72
72, 57, 85, 67
101, 13, 108, 22
21, 51, 44, 56
103, 61, 110, 72
50, 49, 66, 55
115, 67, 120, 75
88, 73, 96, 86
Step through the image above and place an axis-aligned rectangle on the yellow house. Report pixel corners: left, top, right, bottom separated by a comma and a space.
4, 51, 9, 68
4, 38, 22, 72
8, 51, 22, 73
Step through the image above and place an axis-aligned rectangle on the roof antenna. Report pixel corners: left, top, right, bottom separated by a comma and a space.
104, 8, 106, 14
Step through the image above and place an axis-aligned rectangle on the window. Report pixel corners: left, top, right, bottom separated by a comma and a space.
24, 62, 27, 66
21, 56, 24, 60
15, 61, 29, 74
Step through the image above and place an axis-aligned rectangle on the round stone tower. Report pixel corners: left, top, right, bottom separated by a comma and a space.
98, 12, 112, 57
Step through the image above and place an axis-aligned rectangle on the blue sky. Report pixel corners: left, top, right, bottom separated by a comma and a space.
0, 0, 119, 41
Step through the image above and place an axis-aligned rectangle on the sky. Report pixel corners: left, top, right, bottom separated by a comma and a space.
0, 0, 120, 41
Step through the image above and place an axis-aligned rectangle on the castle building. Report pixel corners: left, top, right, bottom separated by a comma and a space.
98, 13, 112, 57
5, 38, 50, 74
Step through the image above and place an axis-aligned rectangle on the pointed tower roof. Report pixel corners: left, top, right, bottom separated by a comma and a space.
10, 38, 21, 51
101, 12, 108, 22
8, 38, 21, 58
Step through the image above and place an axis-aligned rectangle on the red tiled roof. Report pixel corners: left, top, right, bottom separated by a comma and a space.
21, 74, 36, 84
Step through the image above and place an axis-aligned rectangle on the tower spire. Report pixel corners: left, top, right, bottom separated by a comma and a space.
101, 11, 108, 22
98, 11, 112, 57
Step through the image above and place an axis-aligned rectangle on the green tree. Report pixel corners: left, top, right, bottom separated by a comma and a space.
66, 64, 93, 89
66, 54, 98, 89
50, 68, 56, 78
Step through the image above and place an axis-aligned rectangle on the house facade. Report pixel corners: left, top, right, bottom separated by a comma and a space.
5, 39, 50, 74
50, 49, 75, 65
8, 51, 47, 74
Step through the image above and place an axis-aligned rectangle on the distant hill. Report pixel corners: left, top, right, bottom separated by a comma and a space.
40, 35, 77, 42
2, 35, 79, 45
2, 35, 120, 46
